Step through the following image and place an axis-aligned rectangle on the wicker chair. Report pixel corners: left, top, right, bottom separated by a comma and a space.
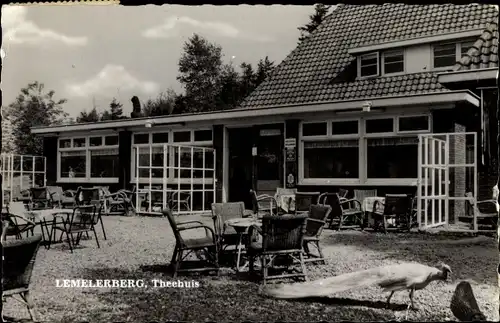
250, 190, 279, 217
2, 224, 43, 323
247, 214, 308, 284
373, 194, 413, 233
49, 205, 101, 253
29, 187, 52, 210
303, 204, 332, 264
322, 193, 364, 230
294, 192, 320, 215
1, 202, 36, 240
163, 208, 219, 278
47, 186, 76, 208
101, 186, 136, 216
211, 202, 247, 250
170, 191, 191, 213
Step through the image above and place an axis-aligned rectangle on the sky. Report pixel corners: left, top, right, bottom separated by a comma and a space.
1, 4, 313, 117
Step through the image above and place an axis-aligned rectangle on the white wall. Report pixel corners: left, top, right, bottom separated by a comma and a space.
405, 44, 432, 74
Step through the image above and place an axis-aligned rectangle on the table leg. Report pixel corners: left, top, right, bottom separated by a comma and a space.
235, 233, 245, 272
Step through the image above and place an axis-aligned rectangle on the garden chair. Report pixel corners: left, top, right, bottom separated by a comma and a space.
211, 202, 246, 251
102, 186, 136, 216
47, 186, 77, 208
170, 191, 191, 212
29, 187, 52, 210
140, 185, 163, 213
275, 188, 297, 212
465, 192, 498, 230
250, 189, 279, 217
302, 204, 332, 264
1, 202, 36, 240
322, 193, 364, 230
163, 208, 219, 278
49, 205, 101, 253
2, 223, 43, 323
294, 191, 321, 215
338, 188, 349, 199
247, 214, 308, 284
373, 194, 413, 233
75, 187, 107, 240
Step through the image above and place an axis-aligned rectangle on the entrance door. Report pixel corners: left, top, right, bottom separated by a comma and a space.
255, 126, 283, 196
228, 128, 254, 208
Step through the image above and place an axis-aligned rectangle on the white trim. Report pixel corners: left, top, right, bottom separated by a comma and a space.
348, 29, 483, 55
381, 49, 405, 76
438, 68, 499, 84
222, 126, 229, 203
358, 52, 380, 78
32, 91, 480, 135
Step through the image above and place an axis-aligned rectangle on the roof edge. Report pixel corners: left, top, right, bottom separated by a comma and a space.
438, 68, 499, 84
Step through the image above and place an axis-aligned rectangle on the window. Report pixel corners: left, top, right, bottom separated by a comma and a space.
152, 132, 169, 143
194, 130, 213, 142
303, 140, 359, 179
58, 135, 119, 181
133, 134, 149, 144
331, 120, 358, 135
366, 137, 419, 179
398, 115, 430, 132
460, 40, 475, 56
359, 53, 379, 77
302, 122, 327, 136
173, 131, 191, 142
433, 39, 477, 69
366, 118, 394, 133
383, 50, 404, 74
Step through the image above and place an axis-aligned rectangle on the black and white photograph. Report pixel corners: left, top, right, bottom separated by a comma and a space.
1, 2, 499, 322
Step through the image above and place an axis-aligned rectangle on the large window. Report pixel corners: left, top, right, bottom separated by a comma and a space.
58, 135, 119, 182
131, 128, 213, 184
433, 39, 476, 69
300, 114, 431, 185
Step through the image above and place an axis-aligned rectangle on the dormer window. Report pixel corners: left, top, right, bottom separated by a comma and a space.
359, 52, 379, 78
432, 39, 477, 69
382, 50, 404, 74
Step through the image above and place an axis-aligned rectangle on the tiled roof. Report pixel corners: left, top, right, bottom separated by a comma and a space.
241, 4, 498, 108
454, 22, 499, 71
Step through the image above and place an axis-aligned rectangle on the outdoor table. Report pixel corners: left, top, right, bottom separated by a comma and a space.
26, 208, 73, 246
225, 217, 262, 272
276, 194, 295, 213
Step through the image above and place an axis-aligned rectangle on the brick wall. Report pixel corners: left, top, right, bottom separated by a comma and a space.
449, 123, 466, 223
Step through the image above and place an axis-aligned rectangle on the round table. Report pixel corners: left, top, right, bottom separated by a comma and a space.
225, 218, 262, 272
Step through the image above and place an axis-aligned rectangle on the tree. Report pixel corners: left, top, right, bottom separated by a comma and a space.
177, 34, 224, 113
142, 89, 178, 117
76, 107, 100, 123
297, 4, 331, 44
7, 82, 68, 155
255, 56, 275, 85
216, 64, 241, 110
101, 98, 125, 121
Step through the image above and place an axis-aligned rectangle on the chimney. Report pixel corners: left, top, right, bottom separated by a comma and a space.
130, 96, 142, 118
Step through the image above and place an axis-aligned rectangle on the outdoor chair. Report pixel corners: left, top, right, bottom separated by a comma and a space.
49, 205, 101, 253
29, 187, 52, 210
163, 208, 219, 278
211, 202, 247, 251
250, 189, 279, 217
75, 187, 107, 240
294, 191, 321, 215
140, 185, 163, 213
354, 189, 378, 206
322, 193, 364, 230
1, 202, 36, 240
465, 192, 498, 230
373, 194, 413, 233
102, 186, 136, 216
170, 191, 191, 212
302, 204, 332, 264
2, 223, 43, 323
247, 214, 308, 284
338, 188, 349, 199
47, 186, 77, 208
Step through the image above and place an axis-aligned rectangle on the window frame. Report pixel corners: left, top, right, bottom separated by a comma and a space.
57, 134, 120, 183
358, 52, 380, 78
381, 49, 405, 75
298, 113, 432, 186
396, 114, 432, 134
130, 128, 214, 185
431, 38, 477, 71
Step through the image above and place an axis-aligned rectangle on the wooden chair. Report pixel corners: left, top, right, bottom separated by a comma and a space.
170, 191, 191, 213
1, 225, 43, 323
338, 188, 349, 199
303, 204, 332, 264
465, 192, 498, 230
373, 194, 413, 233
294, 191, 320, 215
247, 214, 309, 284
102, 186, 136, 216
1, 202, 36, 240
75, 187, 107, 240
211, 202, 247, 251
49, 205, 101, 253
250, 190, 279, 217
163, 208, 219, 278
322, 193, 364, 230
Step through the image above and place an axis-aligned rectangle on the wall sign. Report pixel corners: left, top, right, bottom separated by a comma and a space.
286, 173, 295, 187
286, 149, 296, 162
285, 138, 297, 149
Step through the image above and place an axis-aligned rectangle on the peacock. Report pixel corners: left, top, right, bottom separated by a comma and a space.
262, 262, 452, 310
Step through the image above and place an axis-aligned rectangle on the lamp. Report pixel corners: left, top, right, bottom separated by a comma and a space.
362, 101, 372, 112
145, 120, 154, 128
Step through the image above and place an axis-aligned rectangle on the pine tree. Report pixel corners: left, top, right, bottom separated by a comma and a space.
297, 4, 331, 44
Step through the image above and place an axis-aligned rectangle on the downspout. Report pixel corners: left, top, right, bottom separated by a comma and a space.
495, 73, 500, 320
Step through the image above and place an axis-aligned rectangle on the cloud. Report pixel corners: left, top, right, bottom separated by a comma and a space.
66, 64, 160, 98
142, 15, 273, 42
2, 5, 88, 46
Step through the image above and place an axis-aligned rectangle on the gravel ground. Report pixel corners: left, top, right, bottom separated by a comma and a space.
3, 215, 498, 322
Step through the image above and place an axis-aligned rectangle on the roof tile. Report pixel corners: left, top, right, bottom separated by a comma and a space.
241, 4, 498, 109
454, 21, 499, 71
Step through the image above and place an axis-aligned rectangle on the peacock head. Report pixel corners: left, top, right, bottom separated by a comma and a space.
437, 263, 452, 280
